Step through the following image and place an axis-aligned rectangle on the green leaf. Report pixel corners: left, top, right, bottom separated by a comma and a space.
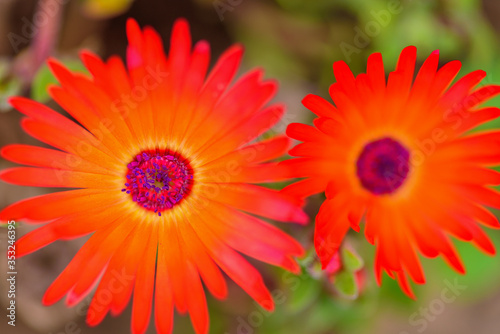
0, 78, 22, 112
341, 246, 364, 272
287, 274, 321, 313
31, 59, 88, 102
433, 229, 500, 301
0, 59, 22, 112
333, 270, 358, 299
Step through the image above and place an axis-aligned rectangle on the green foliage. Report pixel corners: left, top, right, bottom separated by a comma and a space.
287, 273, 322, 312
0, 60, 22, 111
333, 271, 359, 299
341, 246, 364, 272
31, 59, 88, 103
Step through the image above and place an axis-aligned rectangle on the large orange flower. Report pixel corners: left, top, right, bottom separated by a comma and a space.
284, 46, 500, 297
0, 19, 307, 334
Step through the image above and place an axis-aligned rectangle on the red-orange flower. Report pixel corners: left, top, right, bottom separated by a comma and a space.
284, 46, 500, 297
0, 19, 307, 334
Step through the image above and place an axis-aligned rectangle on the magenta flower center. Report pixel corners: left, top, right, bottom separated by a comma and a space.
122, 150, 194, 215
356, 137, 410, 195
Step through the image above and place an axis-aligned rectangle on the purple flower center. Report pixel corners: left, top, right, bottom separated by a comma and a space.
356, 137, 410, 195
122, 150, 194, 215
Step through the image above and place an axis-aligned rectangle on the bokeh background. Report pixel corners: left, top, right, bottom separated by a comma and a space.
1, 0, 500, 333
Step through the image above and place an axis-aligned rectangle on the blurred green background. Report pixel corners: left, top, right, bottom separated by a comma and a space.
1, 0, 500, 333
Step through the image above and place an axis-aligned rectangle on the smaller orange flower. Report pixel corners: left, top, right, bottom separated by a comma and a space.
284, 46, 500, 297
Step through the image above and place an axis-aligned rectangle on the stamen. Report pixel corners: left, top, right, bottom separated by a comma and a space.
123, 150, 194, 215
356, 137, 410, 195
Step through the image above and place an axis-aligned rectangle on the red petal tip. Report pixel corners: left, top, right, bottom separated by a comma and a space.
41, 292, 56, 306
261, 300, 275, 312
194, 40, 210, 53
292, 208, 309, 225
126, 17, 140, 29
173, 17, 189, 29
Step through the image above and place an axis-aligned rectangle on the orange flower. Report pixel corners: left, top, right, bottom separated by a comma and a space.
284, 46, 500, 297
0, 19, 307, 334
